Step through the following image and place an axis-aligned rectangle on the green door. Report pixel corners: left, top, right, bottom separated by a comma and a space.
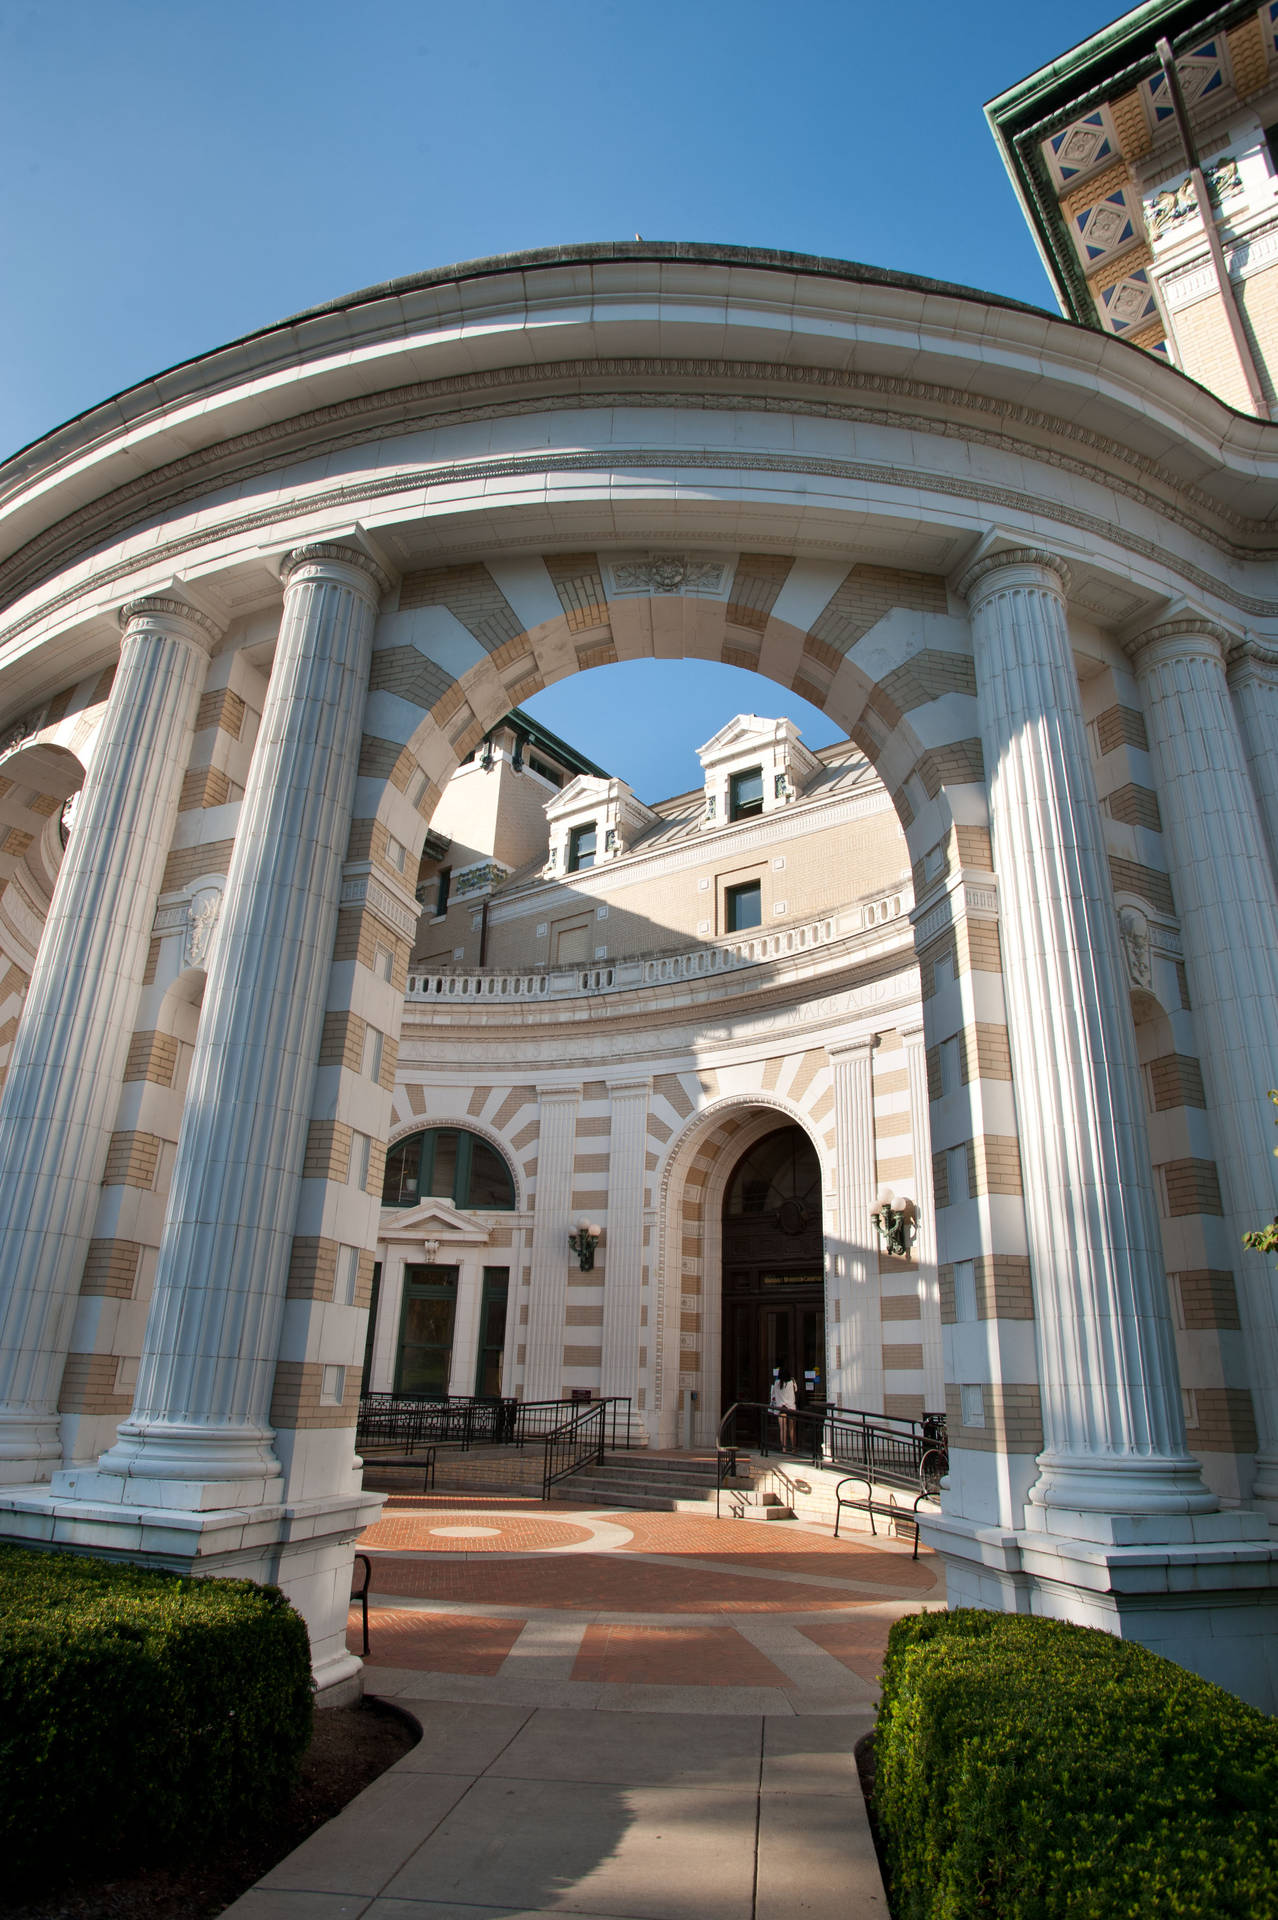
395, 1264, 458, 1397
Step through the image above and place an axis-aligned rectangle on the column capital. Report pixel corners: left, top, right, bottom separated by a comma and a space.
538, 1082, 583, 1106
1127, 617, 1232, 676
957, 546, 1072, 606
1226, 638, 1278, 689
606, 1076, 651, 1099
117, 594, 222, 649
827, 1033, 877, 1066
280, 542, 392, 601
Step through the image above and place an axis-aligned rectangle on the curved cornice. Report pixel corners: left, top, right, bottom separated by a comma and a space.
3, 357, 1278, 622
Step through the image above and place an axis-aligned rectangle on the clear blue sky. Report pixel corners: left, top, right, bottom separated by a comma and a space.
1, 0, 1122, 795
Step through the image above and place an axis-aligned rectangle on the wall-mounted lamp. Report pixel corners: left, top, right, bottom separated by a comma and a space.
871, 1191, 917, 1258
568, 1219, 602, 1271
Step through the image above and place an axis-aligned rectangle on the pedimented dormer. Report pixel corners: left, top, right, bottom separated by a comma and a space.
696, 715, 819, 831
378, 1196, 492, 1245
543, 774, 657, 877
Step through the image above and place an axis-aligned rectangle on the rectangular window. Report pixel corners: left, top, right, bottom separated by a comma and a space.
529, 755, 562, 787
384, 833, 407, 873
320, 1364, 346, 1406
373, 943, 394, 983
351, 1130, 372, 1192
474, 1267, 510, 1397
939, 1035, 961, 1097
568, 822, 597, 871
729, 766, 764, 820
363, 1025, 384, 1084
946, 1145, 968, 1206
960, 1383, 985, 1428
434, 868, 451, 917
335, 1244, 361, 1307
725, 880, 762, 932
953, 1258, 977, 1322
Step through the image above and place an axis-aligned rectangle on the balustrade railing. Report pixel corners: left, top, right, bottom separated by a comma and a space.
356, 1391, 634, 1461
406, 887, 910, 1005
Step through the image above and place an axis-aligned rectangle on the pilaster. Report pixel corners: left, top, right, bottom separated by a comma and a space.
901, 1023, 944, 1411
1227, 644, 1278, 886
600, 1078, 650, 1416
827, 1037, 881, 1412
523, 1085, 582, 1403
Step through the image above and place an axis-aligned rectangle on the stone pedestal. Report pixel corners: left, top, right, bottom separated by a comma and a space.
0, 597, 215, 1484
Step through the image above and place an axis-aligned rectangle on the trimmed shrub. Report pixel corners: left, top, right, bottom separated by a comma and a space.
0, 1543, 313, 1886
875, 1609, 1278, 1920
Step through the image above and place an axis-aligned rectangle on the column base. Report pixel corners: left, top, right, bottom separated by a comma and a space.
0, 1479, 384, 1689
920, 1508, 1278, 1712
0, 1411, 62, 1485
95, 1416, 284, 1492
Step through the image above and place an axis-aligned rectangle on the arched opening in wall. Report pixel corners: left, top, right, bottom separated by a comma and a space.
0, 740, 85, 1089
721, 1125, 826, 1416
375, 1124, 519, 1400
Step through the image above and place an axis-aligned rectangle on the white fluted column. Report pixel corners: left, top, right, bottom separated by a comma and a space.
828, 1037, 881, 1412
92, 543, 389, 1498
1228, 647, 1278, 885
961, 549, 1213, 1528
1133, 620, 1278, 1510
523, 1085, 581, 1404
600, 1078, 650, 1405
0, 597, 215, 1485
902, 1024, 944, 1412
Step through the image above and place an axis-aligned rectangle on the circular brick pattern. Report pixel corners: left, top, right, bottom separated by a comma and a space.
359, 1512, 597, 1552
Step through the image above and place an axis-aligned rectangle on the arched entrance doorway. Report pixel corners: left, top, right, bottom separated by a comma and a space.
721, 1124, 826, 1415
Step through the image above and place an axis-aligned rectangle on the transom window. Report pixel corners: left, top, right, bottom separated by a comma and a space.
729, 766, 764, 821
568, 822, 597, 871
725, 880, 762, 932
382, 1128, 516, 1210
725, 1126, 821, 1222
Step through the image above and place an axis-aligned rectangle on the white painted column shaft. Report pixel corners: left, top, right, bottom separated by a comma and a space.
828, 1037, 881, 1413
962, 549, 1213, 1525
523, 1085, 581, 1403
97, 544, 388, 1494
902, 1023, 944, 1412
1135, 621, 1278, 1509
600, 1078, 650, 1405
1228, 650, 1278, 886
0, 597, 214, 1484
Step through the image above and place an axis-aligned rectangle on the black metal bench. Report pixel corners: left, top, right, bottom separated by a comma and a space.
832, 1446, 946, 1560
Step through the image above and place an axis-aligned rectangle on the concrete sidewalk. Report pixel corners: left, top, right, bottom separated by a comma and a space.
219, 1697, 887, 1919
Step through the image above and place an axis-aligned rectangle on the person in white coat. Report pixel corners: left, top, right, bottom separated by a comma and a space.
769, 1366, 797, 1451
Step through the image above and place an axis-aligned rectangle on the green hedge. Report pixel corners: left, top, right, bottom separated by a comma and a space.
0, 1542, 313, 1886
874, 1609, 1278, 1920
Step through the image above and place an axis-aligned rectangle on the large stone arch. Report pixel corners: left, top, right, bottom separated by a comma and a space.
0, 245, 1271, 1703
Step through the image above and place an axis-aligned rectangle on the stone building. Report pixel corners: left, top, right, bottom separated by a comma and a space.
989, 0, 1278, 414
0, 235, 1274, 1706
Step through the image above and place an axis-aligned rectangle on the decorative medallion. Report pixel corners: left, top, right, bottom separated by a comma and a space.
608, 554, 728, 596
1118, 906, 1153, 990
185, 885, 223, 967
1097, 268, 1158, 335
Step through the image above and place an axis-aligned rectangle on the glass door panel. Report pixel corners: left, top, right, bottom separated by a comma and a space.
474, 1267, 509, 1396
396, 1265, 457, 1397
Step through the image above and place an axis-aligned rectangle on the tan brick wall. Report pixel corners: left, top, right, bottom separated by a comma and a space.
270, 1360, 358, 1429
161, 839, 235, 894
1106, 783, 1162, 831
562, 1345, 602, 1368
369, 647, 455, 712
939, 1255, 1034, 1323
178, 765, 232, 812
80, 1238, 144, 1299
399, 563, 523, 651
1172, 294, 1254, 414
320, 1010, 366, 1074
877, 649, 976, 713
544, 553, 610, 632
883, 1342, 924, 1371
304, 1119, 353, 1183
59, 1352, 131, 1417
1175, 1268, 1241, 1332
195, 687, 246, 738
333, 908, 411, 989
123, 1029, 180, 1087
967, 1135, 1022, 1198
1108, 856, 1174, 915
880, 1293, 922, 1321
1186, 1387, 1258, 1454
944, 1381, 1043, 1453
101, 1130, 162, 1190
1096, 703, 1148, 754
287, 1236, 339, 1301
1161, 1158, 1224, 1217
1148, 1053, 1206, 1111
727, 554, 792, 631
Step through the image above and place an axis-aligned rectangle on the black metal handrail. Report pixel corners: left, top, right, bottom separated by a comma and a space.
713, 1399, 948, 1515
357, 1391, 634, 1461
543, 1399, 606, 1499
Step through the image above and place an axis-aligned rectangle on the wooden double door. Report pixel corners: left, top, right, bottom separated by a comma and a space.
720, 1124, 827, 1415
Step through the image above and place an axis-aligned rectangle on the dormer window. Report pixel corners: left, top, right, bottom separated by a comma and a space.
730, 767, 764, 821
568, 822, 597, 871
